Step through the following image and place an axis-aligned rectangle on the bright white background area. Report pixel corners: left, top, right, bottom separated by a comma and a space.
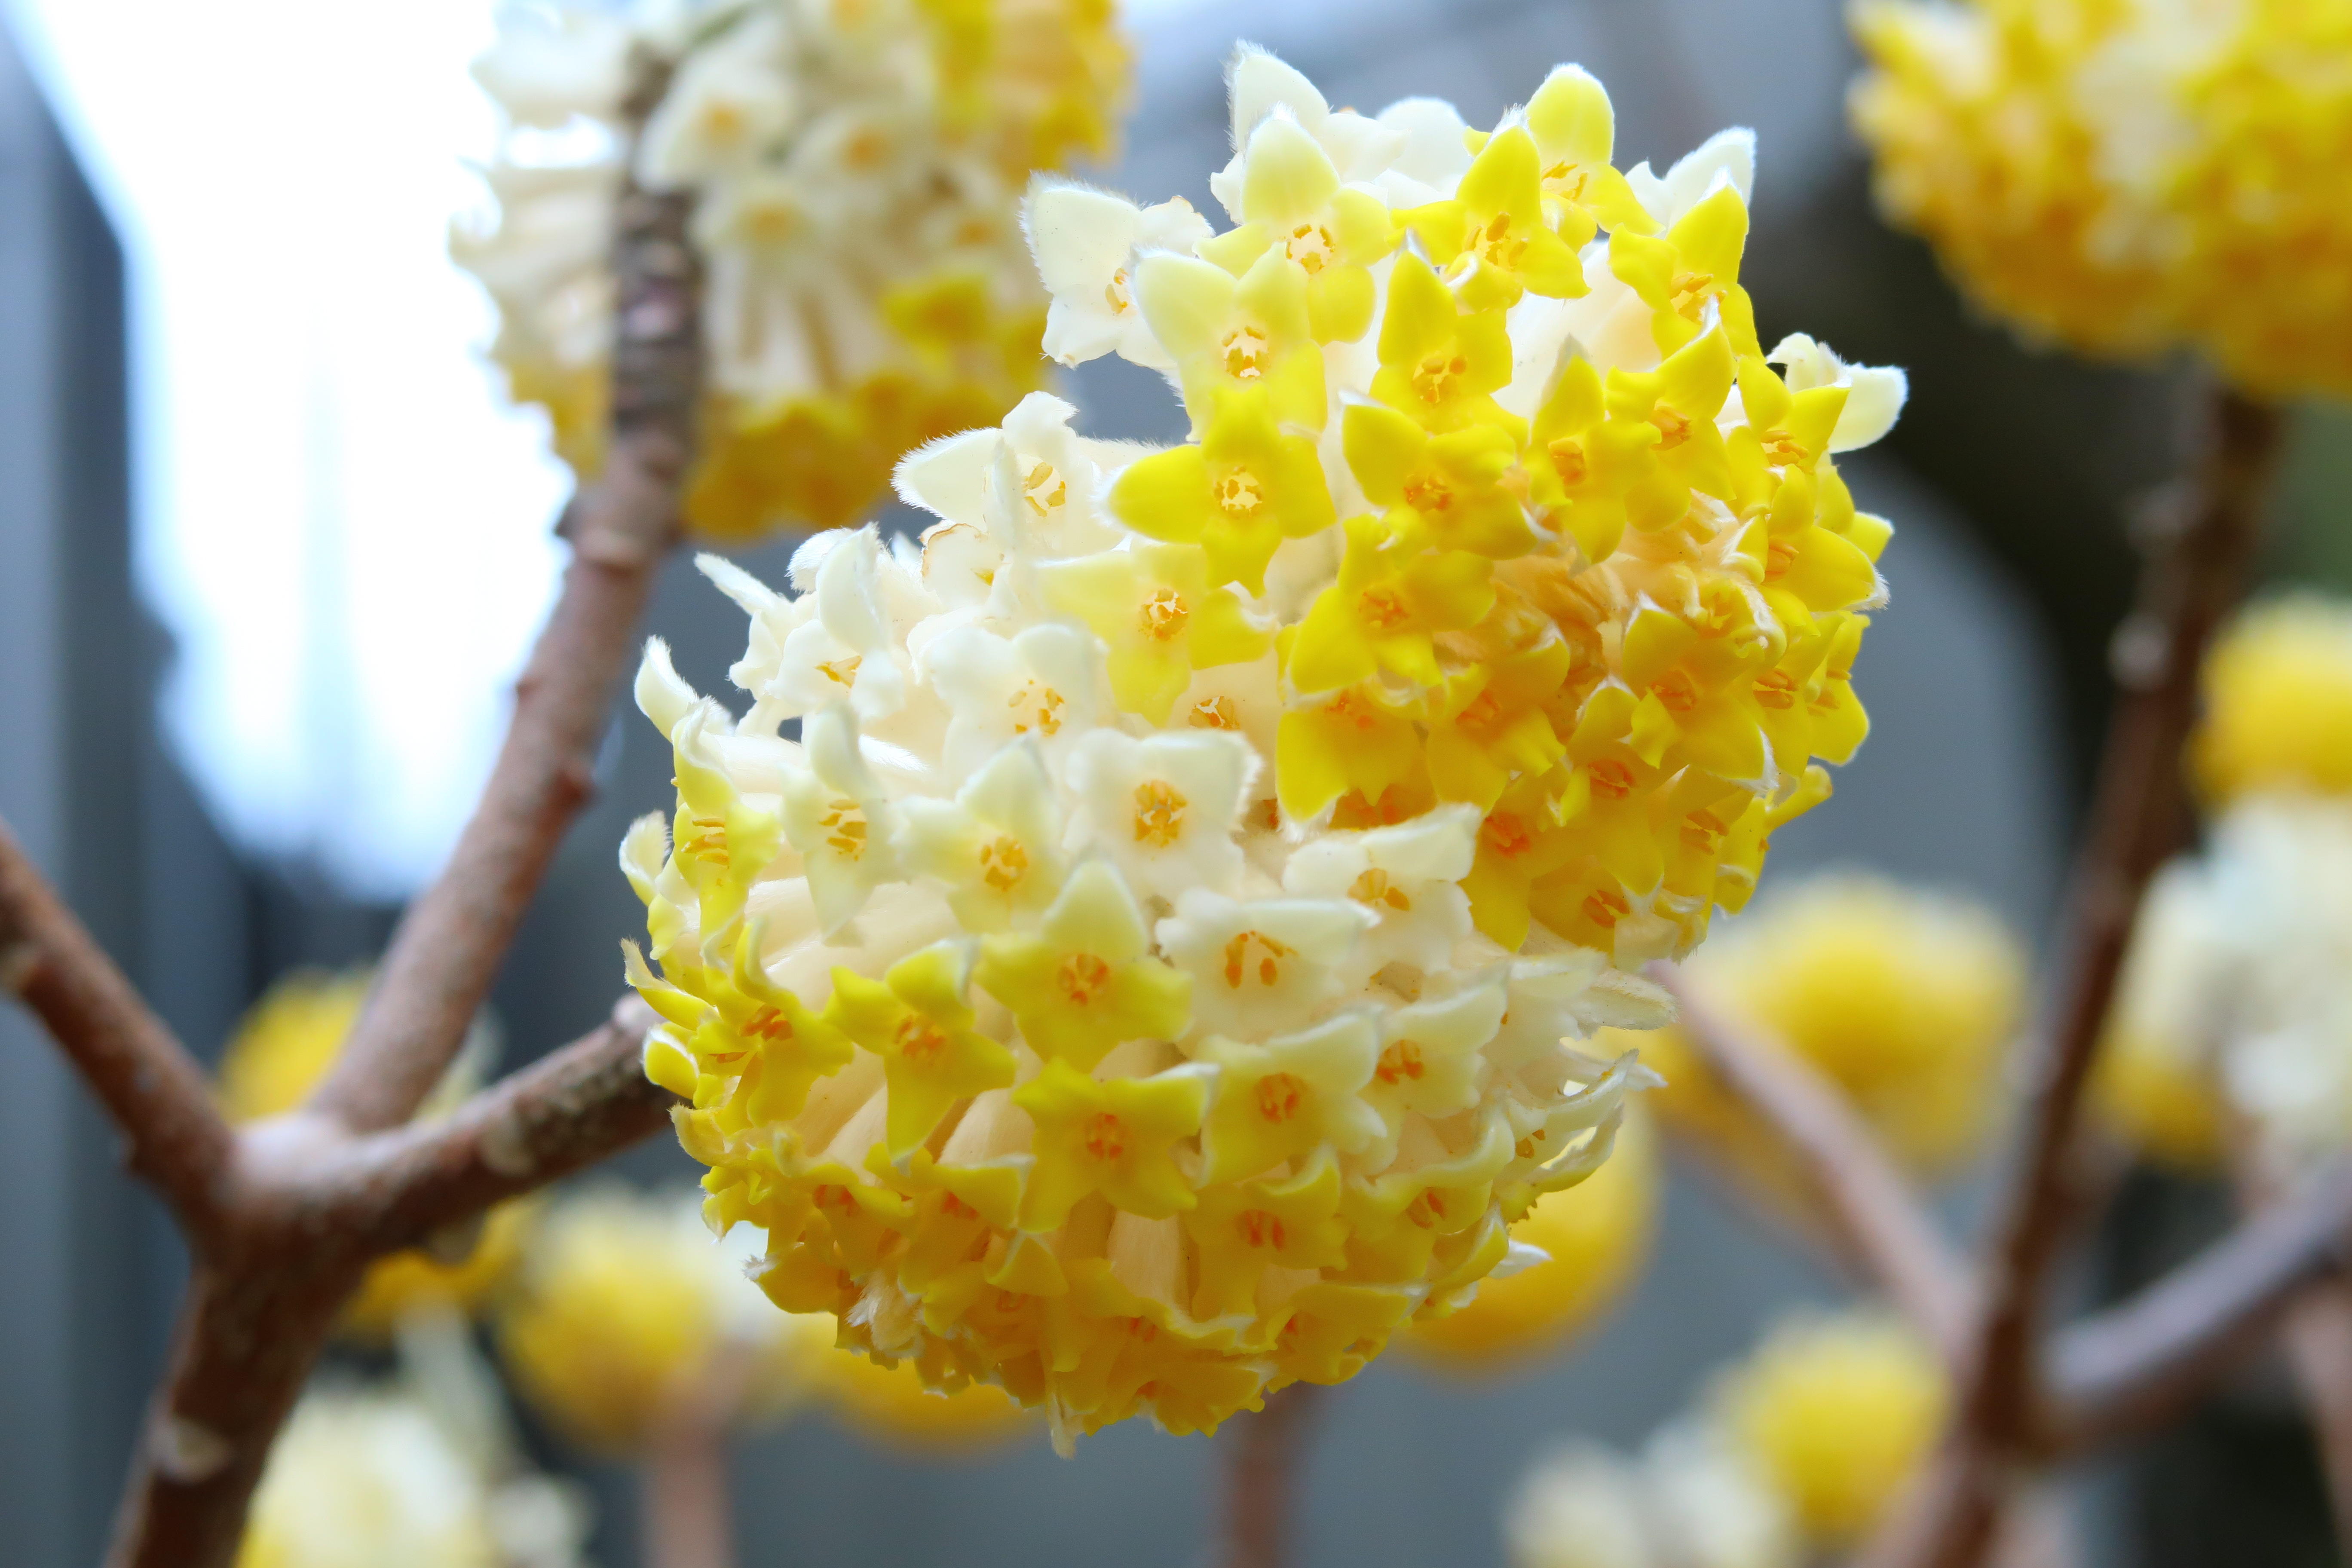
3, 0, 570, 898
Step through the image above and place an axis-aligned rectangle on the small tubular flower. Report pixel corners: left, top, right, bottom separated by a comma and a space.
1630, 875, 2027, 1175
1852, 0, 2352, 399
216, 971, 530, 1341
628, 46, 1895, 1446
1407, 1108, 1657, 1367
495, 1187, 835, 1455
456, 0, 1129, 540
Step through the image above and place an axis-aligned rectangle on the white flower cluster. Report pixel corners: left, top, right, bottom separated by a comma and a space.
455, 0, 1122, 537
2113, 797, 2352, 1166
1508, 1428, 1797, 1568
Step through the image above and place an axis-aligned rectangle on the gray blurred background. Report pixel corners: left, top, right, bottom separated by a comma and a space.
5, 0, 2350, 1563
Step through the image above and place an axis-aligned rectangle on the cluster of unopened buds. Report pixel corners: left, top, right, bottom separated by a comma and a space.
624, 45, 1905, 1443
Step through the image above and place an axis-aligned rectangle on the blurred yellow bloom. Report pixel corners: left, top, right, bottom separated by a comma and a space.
496, 1187, 833, 1455
2193, 597, 2352, 807
1635, 875, 2026, 1175
456, 0, 1127, 541
217, 971, 529, 1339
1853, 0, 2352, 400
630, 43, 1901, 1448
1718, 1312, 1946, 1546
1406, 1109, 1657, 1368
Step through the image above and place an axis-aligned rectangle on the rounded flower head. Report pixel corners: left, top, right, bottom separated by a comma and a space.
217, 971, 530, 1339
1405, 1108, 1657, 1368
1716, 1312, 1947, 1547
626, 47, 1899, 1444
1853, 0, 2352, 399
1634, 875, 2026, 1175
495, 1186, 834, 1454
455, 0, 1128, 541
2095, 859, 2234, 1170
2193, 597, 2352, 807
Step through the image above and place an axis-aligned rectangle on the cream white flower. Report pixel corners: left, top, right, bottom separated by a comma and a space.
1065, 729, 1257, 904
922, 622, 1104, 778
780, 704, 904, 938
898, 742, 1068, 933
1155, 890, 1376, 1038
1281, 805, 1479, 971
1026, 184, 1216, 371
1768, 334, 1910, 453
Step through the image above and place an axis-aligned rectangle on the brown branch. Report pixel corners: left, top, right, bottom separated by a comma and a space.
2041, 1161, 2352, 1449
315, 999, 672, 1250
0, 815, 236, 1239
95, 51, 707, 1568
1873, 387, 2287, 1568
1649, 962, 1972, 1359
641, 1339, 756, 1568
308, 45, 703, 1136
1222, 1383, 1325, 1568
2282, 1283, 2352, 1547
105, 1005, 676, 1568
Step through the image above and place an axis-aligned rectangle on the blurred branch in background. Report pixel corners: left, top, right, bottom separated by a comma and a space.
1648, 962, 1972, 1358
1869, 389, 2287, 1568
0, 50, 698, 1568
1220, 1383, 1324, 1568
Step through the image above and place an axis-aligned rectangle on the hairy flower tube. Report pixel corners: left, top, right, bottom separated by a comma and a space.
1852, 0, 2352, 399
1405, 1109, 1656, 1367
456, 0, 1127, 539
625, 46, 1903, 1443
1631, 874, 2026, 1174
217, 971, 531, 1339
496, 1187, 834, 1453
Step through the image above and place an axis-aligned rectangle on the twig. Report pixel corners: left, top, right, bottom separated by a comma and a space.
316, 999, 671, 1249
2282, 1283, 2352, 1548
1222, 1382, 1324, 1568
2042, 1161, 2352, 1449
1871, 387, 2287, 1568
0, 816, 236, 1240
100, 1004, 673, 1568
1649, 962, 1973, 1359
641, 1339, 756, 1568
308, 45, 702, 1136
2234, 1145, 2352, 1550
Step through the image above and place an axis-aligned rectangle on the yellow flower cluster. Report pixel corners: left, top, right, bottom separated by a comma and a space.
1506, 1309, 1944, 1568
217, 972, 530, 1339
2193, 597, 2352, 805
1634, 874, 2027, 1176
496, 1185, 1030, 1454
1853, 0, 2352, 399
496, 1186, 836, 1452
625, 47, 1900, 1445
1404, 1109, 1657, 1368
455, 0, 1127, 541
1718, 1313, 1947, 1546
